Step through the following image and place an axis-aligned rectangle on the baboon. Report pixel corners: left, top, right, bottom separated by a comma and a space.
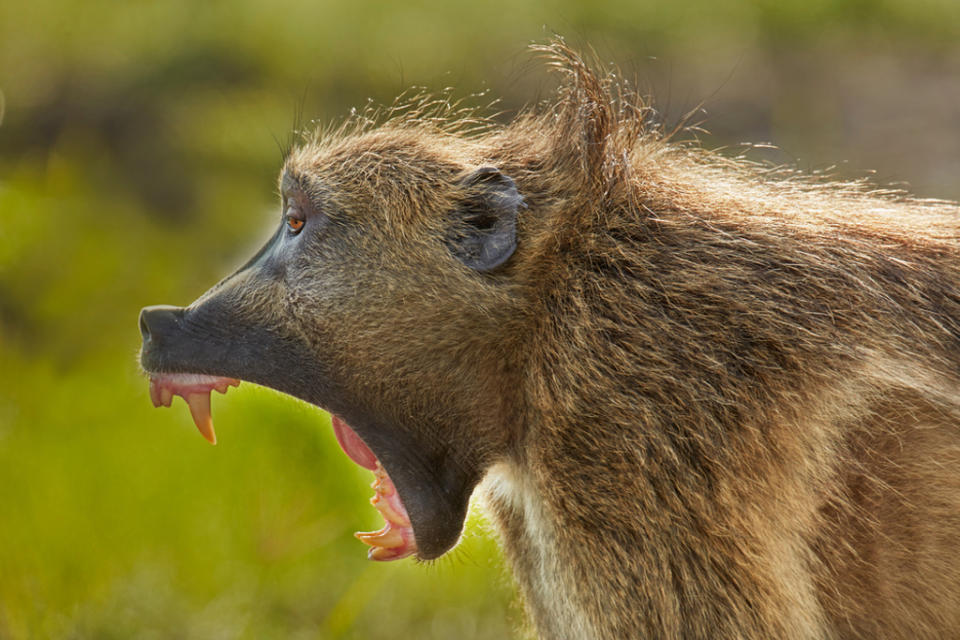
138, 43, 960, 638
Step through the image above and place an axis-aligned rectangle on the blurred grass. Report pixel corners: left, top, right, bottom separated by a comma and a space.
0, 350, 520, 639
0, 0, 958, 638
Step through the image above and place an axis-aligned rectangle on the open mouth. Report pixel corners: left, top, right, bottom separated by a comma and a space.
147, 372, 418, 561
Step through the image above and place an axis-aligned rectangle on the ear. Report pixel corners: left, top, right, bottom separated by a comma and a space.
446, 166, 522, 272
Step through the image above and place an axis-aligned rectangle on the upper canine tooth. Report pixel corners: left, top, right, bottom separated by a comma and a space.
185, 391, 217, 445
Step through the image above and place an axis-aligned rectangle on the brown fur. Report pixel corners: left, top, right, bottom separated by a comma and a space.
277, 43, 960, 638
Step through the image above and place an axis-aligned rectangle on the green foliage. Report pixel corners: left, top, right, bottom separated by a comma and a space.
0, 0, 957, 637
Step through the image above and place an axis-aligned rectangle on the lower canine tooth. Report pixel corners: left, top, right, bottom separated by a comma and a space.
355, 525, 404, 549
368, 546, 413, 562
372, 493, 411, 527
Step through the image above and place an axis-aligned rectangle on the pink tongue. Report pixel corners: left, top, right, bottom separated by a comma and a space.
331, 415, 378, 470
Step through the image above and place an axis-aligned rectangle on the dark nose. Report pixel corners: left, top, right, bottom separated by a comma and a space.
139, 305, 185, 344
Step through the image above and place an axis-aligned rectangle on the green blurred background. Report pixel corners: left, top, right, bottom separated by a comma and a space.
1, 1, 958, 638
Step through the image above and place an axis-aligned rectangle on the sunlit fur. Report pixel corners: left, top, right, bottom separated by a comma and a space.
285, 41, 960, 639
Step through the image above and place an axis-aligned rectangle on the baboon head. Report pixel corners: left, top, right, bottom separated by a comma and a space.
138, 128, 526, 561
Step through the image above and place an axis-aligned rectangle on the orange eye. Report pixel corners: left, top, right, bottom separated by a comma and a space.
286, 216, 304, 234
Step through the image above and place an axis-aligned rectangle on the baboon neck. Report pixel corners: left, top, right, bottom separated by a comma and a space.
483, 427, 824, 639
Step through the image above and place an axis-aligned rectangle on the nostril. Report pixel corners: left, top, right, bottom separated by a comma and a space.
139, 305, 185, 345
139, 309, 152, 342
